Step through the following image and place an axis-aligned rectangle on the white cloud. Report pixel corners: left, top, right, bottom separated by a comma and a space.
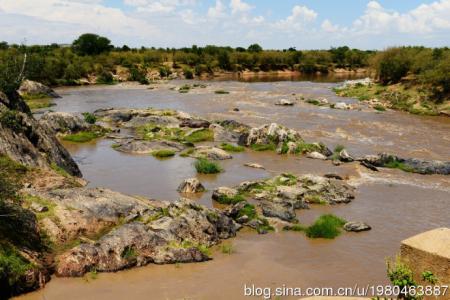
124, 0, 197, 13
230, 0, 252, 14
207, 0, 226, 18
321, 19, 339, 33
274, 5, 317, 30
352, 0, 450, 34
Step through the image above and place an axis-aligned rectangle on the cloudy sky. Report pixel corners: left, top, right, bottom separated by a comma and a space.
0, 0, 449, 49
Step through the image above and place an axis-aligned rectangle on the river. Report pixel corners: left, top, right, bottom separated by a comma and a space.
17, 78, 450, 300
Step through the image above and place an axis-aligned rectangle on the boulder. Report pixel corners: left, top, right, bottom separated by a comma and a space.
343, 222, 371, 232
243, 163, 265, 169
39, 112, 90, 134
260, 201, 296, 222
180, 119, 210, 128
306, 151, 327, 160
338, 149, 354, 162
245, 123, 303, 147
18, 80, 60, 98
190, 146, 232, 160
209, 124, 241, 143
177, 178, 205, 193
212, 187, 238, 201
275, 99, 294, 106
334, 102, 350, 110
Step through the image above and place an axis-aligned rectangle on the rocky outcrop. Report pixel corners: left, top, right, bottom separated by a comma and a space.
18, 80, 60, 98
359, 153, 450, 175
245, 123, 303, 148
343, 222, 371, 232
177, 178, 205, 193
54, 197, 238, 277
212, 187, 239, 201
39, 112, 90, 134
0, 102, 81, 176
260, 201, 296, 222
113, 140, 185, 154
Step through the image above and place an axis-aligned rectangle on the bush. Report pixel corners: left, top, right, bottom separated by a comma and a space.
0, 243, 32, 296
82, 112, 96, 124
183, 67, 194, 79
129, 66, 149, 84
387, 256, 418, 300
305, 214, 346, 239
72, 33, 113, 56
194, 158, 222, 174
96, 70, 114, 84
373, 48, 411, 84
151, 149, 176, 158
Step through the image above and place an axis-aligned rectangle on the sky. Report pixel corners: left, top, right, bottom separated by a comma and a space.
0, 0, 449, 49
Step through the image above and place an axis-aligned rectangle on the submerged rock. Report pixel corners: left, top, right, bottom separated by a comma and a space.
177, 178, 205, 193
306, 151, 327, 160
243, 162, 265, 169
113, 140, 184, 154
275, 99, 294, 106
343, 222, 371, 232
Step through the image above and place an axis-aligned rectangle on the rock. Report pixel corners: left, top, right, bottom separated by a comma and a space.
260, 201, 296, 222
334, 102, 350, 110
360, 161, 379, 171
113, 140, 184, 154
275, 99, 294, 106
338, 149, 354, 162
233, 107, 240, 112
0, 103, 81, 176
212, 187, 238, 201
30, 202, 48, 213
343, 222, 371, 232
339, 77, 373, 89
323, 174, 344, 180
359, 153, 450, 175
306, 151, 327, 160
39, 112, 90, 134
245, 123, 303, 148
209, 124, 241, 143
177, 178, 205, 193
190, 146, 232, 160
180, 119, 210, 128
18, 80, 60, 98
299, 174, 355, 204
55, 198, 237, 277
243, 163, 265, 169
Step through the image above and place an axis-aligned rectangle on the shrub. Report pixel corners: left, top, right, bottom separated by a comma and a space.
96, 70, 114, 84
194, 158, 222, 174
72, 33, 113, 56
219, 143, 244, 152
151, 149, 176, 158
305, 214, 346, 239
0, 243, 32, 295
237, 203, 257, 219
386, 256, 418, 300
129, 66, 149, 84
373, 48, 411, 84
183, 67, 194, 79
82, 112, 97, 124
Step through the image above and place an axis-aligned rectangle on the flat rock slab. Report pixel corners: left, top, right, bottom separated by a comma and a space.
400, 227, 450, 286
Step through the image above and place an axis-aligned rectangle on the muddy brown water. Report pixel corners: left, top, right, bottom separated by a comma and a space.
17, 79, 450, 300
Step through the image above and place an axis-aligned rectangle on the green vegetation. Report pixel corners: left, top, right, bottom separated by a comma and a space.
184, 129, 214, 143
215, 194, 245, 205
237, 203, 257, 220
0, 110, 24, 132
283, 224, 307, 232
121, 246, 138, 260
384, 160, 415, 173
373, 104, 386, 111
194, 158, 222, 174
50, 162, 70, 178
219, 143, 244, 152
21, 93, 53, 110
62, 131, 103, 143
421, 271, 438, 284
256, 218, 275, 234
305, 214, 346, 239
386, 256, 418, 300
214, 90, 229, 94
304, 194, 327, 205
72, 33, 113, 56
0, 243, 33, 290
151, 149, 176, 158
220, 243, 234, 255
82, 112, 97, 124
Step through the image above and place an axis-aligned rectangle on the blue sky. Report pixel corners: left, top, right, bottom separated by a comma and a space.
0, 0, 449, 49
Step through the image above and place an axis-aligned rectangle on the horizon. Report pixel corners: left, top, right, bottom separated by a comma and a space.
0, 0, 449, 50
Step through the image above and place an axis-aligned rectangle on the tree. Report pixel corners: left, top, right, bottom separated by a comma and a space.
248, 43, 263, 53
72, 33, 113, 56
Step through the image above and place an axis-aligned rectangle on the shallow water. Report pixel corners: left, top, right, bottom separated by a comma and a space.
17, 79, 450, 300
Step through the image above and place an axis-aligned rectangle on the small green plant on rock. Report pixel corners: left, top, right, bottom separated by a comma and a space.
184, 129, 213, 143
421, 271, 438, 284
305, 214, 346, 239
215, 194, 245, 205
82, 112, 97, 124
386, 256, 418, 300
220, 143, 244, 152
151, 149, 176, 158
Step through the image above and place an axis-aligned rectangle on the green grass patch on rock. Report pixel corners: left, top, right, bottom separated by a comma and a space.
62, 131, 103, 143
215, 194, 245, 205
219, 143, 244, 152
384, 160, 415, 173
184, 129, 214, 143
250, 143, 276, 152
237, 203, 257, 220
305, 214, 346, 239
0, 242, 33, 291
194, 158, 222, 174
151, 149, 176, 158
